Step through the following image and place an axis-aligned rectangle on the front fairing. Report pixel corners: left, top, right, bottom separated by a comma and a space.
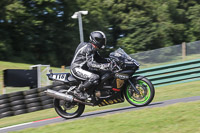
109, 48, 140, 67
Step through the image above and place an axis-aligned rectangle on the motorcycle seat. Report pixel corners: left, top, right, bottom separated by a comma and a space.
68, 75, 78, 83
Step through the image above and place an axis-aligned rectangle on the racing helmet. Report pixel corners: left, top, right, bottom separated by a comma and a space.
89, 31, 107, 49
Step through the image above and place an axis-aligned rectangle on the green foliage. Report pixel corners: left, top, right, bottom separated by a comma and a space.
0, 0, 200, 66
107, 0, 185, 53
186, 4, 200, 41
0, 0, 79, 66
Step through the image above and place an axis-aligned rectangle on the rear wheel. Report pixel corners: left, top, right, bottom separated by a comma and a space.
53, 98, 85, 119
124, 76, 155, 107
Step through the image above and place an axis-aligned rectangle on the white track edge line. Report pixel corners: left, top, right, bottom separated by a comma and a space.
0, 122, 33, 131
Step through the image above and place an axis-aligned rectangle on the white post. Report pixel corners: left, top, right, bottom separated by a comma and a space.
1, 81, 6, 94
3, 87, 6, 94
182, 42, 186, 61
37, 65, 41, 88
30, 65, 50, 88
1, 75, 6, 94
71, 11, 88, 43
78, 13, 84, 43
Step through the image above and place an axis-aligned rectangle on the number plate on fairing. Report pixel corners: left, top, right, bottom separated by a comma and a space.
47, 73, 68, 81
52, 74, 67, 81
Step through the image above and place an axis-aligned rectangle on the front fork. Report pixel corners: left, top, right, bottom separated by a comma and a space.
128, 79, 140, 95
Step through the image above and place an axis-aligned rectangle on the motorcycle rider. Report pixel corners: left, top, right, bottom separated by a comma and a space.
70, 31, 111, 100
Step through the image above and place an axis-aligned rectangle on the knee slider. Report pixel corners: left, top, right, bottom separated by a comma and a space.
90, 74, 99, 81
89, 75, 99, 85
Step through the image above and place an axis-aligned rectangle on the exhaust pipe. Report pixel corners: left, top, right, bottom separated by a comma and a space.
45, 89, 74, 102
45, 89, 94, 106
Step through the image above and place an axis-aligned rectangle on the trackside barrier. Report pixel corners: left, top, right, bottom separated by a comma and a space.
0, 83, 65, 119
135, 59, 200, 87
0, 59, 200, 119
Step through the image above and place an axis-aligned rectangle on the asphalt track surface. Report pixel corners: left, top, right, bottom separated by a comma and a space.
0, 96, 200, 133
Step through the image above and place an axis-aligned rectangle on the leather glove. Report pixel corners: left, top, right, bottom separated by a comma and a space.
100, 63, 111, 70
106, 58, 112, 63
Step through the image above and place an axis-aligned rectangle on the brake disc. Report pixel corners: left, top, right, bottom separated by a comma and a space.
132, 84, 147, 100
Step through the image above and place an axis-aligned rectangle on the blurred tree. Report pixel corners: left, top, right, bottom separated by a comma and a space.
186, 4, 200, 41
76, 0, 115, 57
1, 0, 200, 66
0, 0, 80, 66
0, 0, 21, 60
106, 0, 188, 53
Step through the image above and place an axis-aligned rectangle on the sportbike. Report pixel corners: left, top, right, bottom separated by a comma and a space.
45, 48, 155, 119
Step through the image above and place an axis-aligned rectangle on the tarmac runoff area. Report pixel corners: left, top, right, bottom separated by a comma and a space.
0, 96, 200, 133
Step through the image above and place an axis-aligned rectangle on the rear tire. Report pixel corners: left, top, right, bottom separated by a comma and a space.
124, 76, 155, 107
53, 98, 85, 119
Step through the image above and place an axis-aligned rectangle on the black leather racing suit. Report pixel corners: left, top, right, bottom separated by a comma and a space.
70, 42, 110, 89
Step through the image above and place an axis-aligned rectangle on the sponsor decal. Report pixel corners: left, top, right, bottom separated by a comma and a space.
98, 98, 124, 107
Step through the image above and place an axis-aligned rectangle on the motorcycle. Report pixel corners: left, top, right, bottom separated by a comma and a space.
45, 48, 155, 119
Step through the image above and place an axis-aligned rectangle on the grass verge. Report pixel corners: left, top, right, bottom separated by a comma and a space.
0, 80, 200, 128
12, 100, 200, 133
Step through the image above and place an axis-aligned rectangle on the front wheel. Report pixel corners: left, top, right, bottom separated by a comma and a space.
124, 76, 155, 107
53, 98, 85, 119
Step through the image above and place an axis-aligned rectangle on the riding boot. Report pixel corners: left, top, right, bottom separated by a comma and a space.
74, 89, 87, 100
79, 80, 93, 90
74, 81, 94, 100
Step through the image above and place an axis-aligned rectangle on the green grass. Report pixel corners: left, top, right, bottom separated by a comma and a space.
12, 100, 200, 133
0, 80, 200, 128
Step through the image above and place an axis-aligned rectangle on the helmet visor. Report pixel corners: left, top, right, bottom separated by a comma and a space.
96, 38, 106, 48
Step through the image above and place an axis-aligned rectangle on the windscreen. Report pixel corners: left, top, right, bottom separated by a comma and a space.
109, 48, 140, 67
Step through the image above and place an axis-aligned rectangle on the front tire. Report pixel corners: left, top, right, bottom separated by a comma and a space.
124, 76, 155, 107
53, 98, 85, 119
